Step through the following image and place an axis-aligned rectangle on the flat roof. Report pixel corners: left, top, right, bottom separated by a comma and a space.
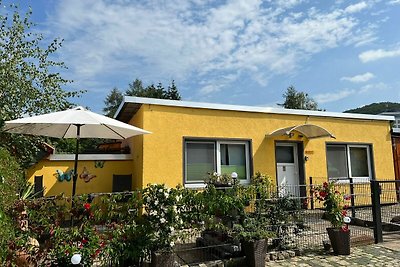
115, 96, 395, 123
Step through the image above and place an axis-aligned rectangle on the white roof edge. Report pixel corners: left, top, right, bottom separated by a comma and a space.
122, 96, 395, 121
49, 154, 133, 161
113, 97, 126, 119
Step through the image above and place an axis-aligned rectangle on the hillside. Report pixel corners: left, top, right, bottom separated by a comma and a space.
344, 102, 400, 115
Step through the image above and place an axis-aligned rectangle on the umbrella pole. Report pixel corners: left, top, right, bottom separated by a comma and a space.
72, 124, 81, 198
71, 124, 81, 226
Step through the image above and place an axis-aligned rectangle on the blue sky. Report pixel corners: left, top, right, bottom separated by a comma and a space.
9, 0, 400, 113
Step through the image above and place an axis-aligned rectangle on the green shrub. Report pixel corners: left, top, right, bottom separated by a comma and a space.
0, 147, 24, 263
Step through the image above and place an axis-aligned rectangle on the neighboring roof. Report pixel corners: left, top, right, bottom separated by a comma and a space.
115, 96, 395, 123
380, 111, 400, 117
267, 124, 335, 139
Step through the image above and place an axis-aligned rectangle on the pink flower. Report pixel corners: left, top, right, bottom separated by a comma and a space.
341, 225, 349, 232
344, 195, 351, 201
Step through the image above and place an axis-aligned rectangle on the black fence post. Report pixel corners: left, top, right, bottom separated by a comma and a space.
370, 180, 383, 243
349, 178, 356, 217
309, 177, 314, 210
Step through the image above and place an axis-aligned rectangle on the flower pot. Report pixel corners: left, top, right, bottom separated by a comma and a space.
151, 251, 175, 267
242, 239, 267, 267
326, 228, 350, 255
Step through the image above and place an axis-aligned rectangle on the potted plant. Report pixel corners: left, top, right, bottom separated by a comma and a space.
204, 172, 236, 188
315, 181, 351, 255
232, 216, 274, 267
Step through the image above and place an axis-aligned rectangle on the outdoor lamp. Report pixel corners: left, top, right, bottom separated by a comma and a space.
71, 253, 82, 265
231, 172, 238, 184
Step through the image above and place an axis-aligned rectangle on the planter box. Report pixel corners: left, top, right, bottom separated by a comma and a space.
151, 251, 175, 267
242, 239, 267, 267
326, 228, 350, 255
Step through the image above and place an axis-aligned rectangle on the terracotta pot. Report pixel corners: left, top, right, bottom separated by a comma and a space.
326, 227, 350, 255
241, 239, 267, 267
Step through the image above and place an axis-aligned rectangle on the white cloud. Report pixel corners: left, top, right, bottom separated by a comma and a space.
359, 48, 400, 62
314, 82, 390, 104
344, 2, 368, 13
47, 0, 379, 96
314, 89, 356, 104
388, 0, 400, 5
341, 72, 375, 83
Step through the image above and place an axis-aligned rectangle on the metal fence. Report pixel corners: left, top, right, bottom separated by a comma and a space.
27, 178, 400, 266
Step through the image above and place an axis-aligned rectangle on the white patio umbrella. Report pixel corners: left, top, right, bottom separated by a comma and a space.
3, 106, 151, 198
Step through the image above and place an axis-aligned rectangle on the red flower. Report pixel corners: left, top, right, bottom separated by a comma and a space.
65, 249, 70, 255
323, 182, 328, 188
84, 203, 91, 211
341, 210, 347, 216
343, 204, 349, 209
344, 195, 351, 200
82, 238, 88, 244
341, 225, 349, 232
79, 243, 83, 249
319, 191, 327, 198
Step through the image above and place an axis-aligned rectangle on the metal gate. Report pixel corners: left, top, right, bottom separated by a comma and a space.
370, 180, 400, 243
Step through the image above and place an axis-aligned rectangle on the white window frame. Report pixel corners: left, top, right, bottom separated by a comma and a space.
327, 144, 372, 183
216, 141, 251, 184
184, 140, 251, 188
347, 145, 372, 183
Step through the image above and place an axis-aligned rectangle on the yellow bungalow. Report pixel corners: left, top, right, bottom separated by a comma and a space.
27, 96, 396, 197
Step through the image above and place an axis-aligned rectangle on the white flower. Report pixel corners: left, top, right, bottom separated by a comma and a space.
160, 218, 166, 224
158, 188, 163, 193
154, 200, 159, 206
164, 192, 169, 198
169, 226, 175, 233
150, 210, 158, 216
170, 241, 175, 247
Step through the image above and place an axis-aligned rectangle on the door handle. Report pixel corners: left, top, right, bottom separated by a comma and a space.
282, 166, 286, 172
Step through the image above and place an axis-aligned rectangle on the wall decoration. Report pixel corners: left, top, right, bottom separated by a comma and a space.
79, 167, 96, 183
55, 169, 74, 182
94, 160, 105, 168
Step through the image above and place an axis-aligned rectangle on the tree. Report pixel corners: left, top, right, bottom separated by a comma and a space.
165, 80, 181, 100
103, 79, 182, 117
278, 86, 319, 110
344, 102, 400, 114
103, 87, 123, 117
0, 3, 81, 167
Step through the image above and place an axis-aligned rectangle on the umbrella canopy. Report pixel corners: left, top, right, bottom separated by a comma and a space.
3, 106, 151, 199
3, 106, 150, 139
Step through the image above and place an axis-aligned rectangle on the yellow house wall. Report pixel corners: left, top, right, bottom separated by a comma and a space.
129, 107, 145, 189
27, 159, 134, 196
133, 104, 394, 188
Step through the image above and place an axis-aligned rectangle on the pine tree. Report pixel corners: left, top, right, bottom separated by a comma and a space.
103, 87, 123, 117
165, 80, 181, 100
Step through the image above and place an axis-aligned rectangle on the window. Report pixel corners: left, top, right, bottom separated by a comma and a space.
34, 175, 44, 198
185, 140, 250, 185
326, 144, 372, 182
394, 118, 400, 129
186, 142, 215, 182
112, 174, 132, 192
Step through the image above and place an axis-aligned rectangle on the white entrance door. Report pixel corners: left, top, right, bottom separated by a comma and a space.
276, 143, 299, 196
